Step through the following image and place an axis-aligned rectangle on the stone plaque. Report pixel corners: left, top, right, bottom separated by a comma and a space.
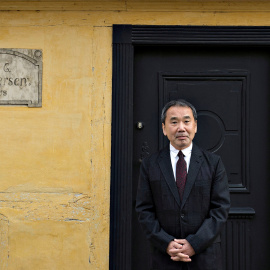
0, 49, 42, 107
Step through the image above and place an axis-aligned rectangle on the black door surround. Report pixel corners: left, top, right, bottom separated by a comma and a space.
110, 25, 270, 270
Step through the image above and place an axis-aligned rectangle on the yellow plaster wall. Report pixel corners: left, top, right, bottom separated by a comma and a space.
0, 1, 269, 269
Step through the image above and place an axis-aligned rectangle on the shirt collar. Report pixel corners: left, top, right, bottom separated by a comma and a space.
170, 143, 193, 157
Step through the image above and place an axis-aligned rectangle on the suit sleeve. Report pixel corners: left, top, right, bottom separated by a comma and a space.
186, 157, 230, 254
135, 158, 174, 253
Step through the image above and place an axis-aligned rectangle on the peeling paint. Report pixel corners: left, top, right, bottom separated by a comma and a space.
0, 192, 93, 223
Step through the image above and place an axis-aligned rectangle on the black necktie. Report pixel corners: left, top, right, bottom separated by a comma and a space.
176, 151, 187, 200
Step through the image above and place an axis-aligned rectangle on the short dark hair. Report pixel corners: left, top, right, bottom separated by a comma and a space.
161, 99, 197, 124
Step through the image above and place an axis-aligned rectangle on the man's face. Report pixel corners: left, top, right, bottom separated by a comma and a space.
162, 106, 197, 150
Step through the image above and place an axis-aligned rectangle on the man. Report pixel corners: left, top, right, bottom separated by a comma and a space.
136, 100, 230, 270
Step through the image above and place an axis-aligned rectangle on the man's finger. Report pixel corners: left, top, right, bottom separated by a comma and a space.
174, 239, 186, 245
170, 253, 191, 262
168, 244, 183, 251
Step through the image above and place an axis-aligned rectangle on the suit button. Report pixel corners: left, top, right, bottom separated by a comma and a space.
181, 214, 185, 219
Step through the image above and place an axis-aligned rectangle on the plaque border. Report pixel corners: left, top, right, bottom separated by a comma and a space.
0, 49, 42, 107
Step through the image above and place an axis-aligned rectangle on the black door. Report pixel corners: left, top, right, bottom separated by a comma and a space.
132, 45, 270, 270
110, 26, 270, 270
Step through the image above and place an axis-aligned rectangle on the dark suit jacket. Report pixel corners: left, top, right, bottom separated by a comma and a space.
135, 144, 230, 270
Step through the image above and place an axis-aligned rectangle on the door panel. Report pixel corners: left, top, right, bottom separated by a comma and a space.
159, 72, 247, 192
133, 46, 270, 269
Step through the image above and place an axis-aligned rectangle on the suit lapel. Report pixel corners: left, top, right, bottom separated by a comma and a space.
181, 144, 204, 209
158, 145, 181, 207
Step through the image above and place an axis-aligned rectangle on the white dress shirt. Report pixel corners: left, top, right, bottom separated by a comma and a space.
170, 143, 193, 180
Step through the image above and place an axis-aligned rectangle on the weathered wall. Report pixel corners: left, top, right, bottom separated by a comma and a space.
0, 1, 269, 269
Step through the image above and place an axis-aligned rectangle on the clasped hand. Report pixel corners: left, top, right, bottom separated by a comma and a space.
166, 239, 195, 262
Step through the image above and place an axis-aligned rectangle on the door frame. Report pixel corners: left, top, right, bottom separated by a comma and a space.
110, 25, 270, 270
